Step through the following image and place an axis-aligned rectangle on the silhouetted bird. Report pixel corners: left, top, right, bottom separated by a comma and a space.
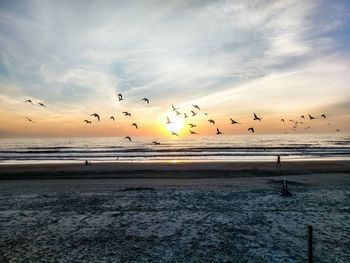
172, 104, 179, 111
132, 123, 138, 129
142, 98, 149, 104
110, 116, 115, 121
248, 127, 255, 133
321, 114, 326, 118
289, 119, 294, 122
208, 119, 215, 124
184, 113, 188, 118
204, 113, 208, 116
84, 120, 92, 124
171, 131, 179, 136
189, 130, 198, 135
175, 111, 181, 116
300, 115, 305, 119
192, 105, 200, 110
25, 100, 33, 104
90, 113, 100, 121
166, 117, 173, 124
308, 114, 315, 120
300, 122, 304, 125
152, 141, 160, 145
118, 94, 123, 101
188, 123, 196, 128
230, 118, 241, 124
336, 129, 340, 132
281, 119, 285, 122
123, 111, 131, 116
191, 110, 197, 116
37, 102, 46, 107
125, 136, 132, 142
25, 117, 35, 123
253, 113, 262, 121
216, 128, 222, 135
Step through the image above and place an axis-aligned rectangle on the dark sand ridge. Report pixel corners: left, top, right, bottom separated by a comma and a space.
0, 160, 350, 180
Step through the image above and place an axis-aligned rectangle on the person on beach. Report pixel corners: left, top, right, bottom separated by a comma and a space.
276, 155, 281, 167
85, 160, 89, 166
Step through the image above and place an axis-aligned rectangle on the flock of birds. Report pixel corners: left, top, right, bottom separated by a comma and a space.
24, 93, 341, 143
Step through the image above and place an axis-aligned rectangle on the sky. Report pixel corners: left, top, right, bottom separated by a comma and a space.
0, 0, 349, 137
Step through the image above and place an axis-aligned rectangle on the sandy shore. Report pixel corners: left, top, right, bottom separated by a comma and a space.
0, 161, 349, 262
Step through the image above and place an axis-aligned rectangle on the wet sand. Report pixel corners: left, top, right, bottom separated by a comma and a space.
0, 161, 349, 262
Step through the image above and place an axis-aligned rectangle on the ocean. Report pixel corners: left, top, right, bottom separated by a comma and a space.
0, 134, 349, 164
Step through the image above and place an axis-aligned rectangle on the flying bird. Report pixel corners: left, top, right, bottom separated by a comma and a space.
248, 127, 255, 133
110, 116, 115, 121
142, 98, 149, 104
171, 131, 179, 136
90, 113, 100, 121
125, 136, 132, 142
280, 119, 285, 122
308, 114, 316, 120
118, 93, 123, 101
132, 123, 138, 129
216, 128, 223, 135
172, 104, 179, 111
188, 123, 196, 128
208, 119, 215, 124
230, 118, 241, 124
83, 120, 92, 124
25, 117, 35, 123
152, 141, 160, 145
183, 113, 188, 118
189, 130, 198, 135
321, 114, 326, 118
25, 100, 33, 104
192, 105, 200, 110
336, 129, 340, 132
175, 111, 181, 116
166, 117, 173, 124
300, 115, 305, 119
191, 110, 197, 116
37, 102, 47, 107
123, 111, 131, 116
253, 113, 262, 121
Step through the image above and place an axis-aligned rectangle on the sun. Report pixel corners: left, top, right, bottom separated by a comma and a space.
166, 116, 184, 133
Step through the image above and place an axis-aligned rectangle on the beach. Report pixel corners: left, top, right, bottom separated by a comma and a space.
0, 161, 349, 262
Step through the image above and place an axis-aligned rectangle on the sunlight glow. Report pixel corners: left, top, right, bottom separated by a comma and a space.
166, 117, 184, 133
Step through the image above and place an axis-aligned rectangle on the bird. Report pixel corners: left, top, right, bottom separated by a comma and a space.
300, 122, 304, 125
152, 141, 160, 145
175, 111, 181, 116
336, 129, 340, 132
110, 116, 115, 121
289, 119, 294, 122
183, 113, 188, 118
83, 120, 92, 124
25, 117, 35, 123
123, 111, 131, 116
142, 98, 149, 104
124, 136, 132, 142
230, 118, 241, 124
308, 114, 316, 120
192, 105, 200, 110
90, 113, 100, 121
172, 104, 179, 111
131, 123, 138, 129
216, 128, 222, 135
166, 117, 173, 124
321, 114, 326, 118
188, 123, 196, 128
191, 110, 197, 116
25, 99, 33, 104
118, 93, 123, 101
208, 119, 215, 124
280, 119, 285, 122
248, 127, 255, 133
300, 115, 305, 119
204, 113, 208, 116
37, 102, 46, 107
189, 130, 198, 135
253, 113, 262, 121
171, 131, 179, 136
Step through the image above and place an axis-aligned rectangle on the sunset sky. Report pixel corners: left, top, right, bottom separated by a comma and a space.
0, 0, 349, 137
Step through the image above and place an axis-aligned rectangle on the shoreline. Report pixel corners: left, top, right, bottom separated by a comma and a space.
1, 160, 349, 180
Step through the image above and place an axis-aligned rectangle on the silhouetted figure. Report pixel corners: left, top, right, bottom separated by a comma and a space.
277, 155, 281, 167
279, 178, 292, 196
85, 160, 89, 166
